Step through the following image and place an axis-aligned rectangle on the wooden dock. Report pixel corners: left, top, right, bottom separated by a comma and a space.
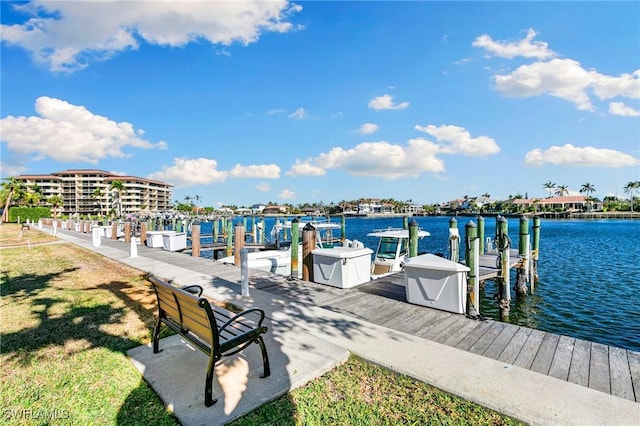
60, 231, 640, 403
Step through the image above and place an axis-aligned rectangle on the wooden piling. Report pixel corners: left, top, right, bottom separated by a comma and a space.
124, 222, 131, 243
140, 222, 147, 246
515, 215, 529, 296
302, 223, 316, 282
191, 224, 201, 258
403, 216, 409, 230
259, 217, 265, 243
213, 218, 219, 243
176, 220, 183, 233
234, 222, 245, 266
291, 218, 299, 278
477, 215, 485, 255
341, 215, 346, 245
111, 221, 117, 240
226, 220, 233, 257
408, 219, 419, 257
497, 216, 510, 319
465, 220, 480, 317
532, 216, 541, 288
449, 217, 459, 262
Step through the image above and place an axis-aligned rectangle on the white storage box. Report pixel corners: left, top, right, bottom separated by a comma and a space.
146, 231, 174, 248
312, 247, 372, 288
404, 254, 469, 314
163, 232, 187, 251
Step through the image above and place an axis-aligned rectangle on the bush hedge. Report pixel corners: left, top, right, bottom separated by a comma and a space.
8, 207, 52, 223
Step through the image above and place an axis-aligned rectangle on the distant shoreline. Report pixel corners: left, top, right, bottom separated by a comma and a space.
261, 211, 639, 220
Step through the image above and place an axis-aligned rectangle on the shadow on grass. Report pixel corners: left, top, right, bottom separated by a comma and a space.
0, 267, 79, 299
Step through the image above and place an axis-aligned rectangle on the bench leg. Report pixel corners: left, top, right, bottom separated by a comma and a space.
255, 336, 271, 378
152, 320, 162, 354
205, 357, 218, 407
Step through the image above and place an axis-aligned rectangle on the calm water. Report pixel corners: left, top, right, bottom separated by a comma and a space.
198, 216, 640, 352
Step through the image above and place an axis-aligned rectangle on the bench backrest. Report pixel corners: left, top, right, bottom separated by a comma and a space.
148, 276, 219, 354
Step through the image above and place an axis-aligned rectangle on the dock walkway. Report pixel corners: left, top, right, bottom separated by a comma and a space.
44, 227, 640, 425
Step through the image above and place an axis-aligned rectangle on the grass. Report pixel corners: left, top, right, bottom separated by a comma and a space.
0, 223, 58, 247
1, 224, 525, 425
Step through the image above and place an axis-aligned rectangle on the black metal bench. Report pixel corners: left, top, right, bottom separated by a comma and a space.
148, 275, 270, 407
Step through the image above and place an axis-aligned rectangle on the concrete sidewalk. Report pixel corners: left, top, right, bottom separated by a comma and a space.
50, 229, 640, 425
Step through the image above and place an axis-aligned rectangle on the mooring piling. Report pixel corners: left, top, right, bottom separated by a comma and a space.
290, 218, 300, 279
497, 216, 511, 319
465, 220, 480, 318
515, 215, 529, 296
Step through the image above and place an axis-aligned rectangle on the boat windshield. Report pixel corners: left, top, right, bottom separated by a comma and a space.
377, 237, 406, 259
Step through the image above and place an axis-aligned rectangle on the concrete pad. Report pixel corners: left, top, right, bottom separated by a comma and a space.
127, 319, 349, 426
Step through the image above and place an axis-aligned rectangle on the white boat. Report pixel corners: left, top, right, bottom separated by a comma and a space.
367, 227, 431, 278
217, 220, 357, 277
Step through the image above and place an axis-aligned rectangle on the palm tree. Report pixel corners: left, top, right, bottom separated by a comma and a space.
623, 181, 640, 213
554, 185, 569, 197
543, 181, 556, 198
109, 180, 127, 217
580, 182, 596, 211
47, 195, 63, 217
1, 177, 26, 224
92, 188, 105, 216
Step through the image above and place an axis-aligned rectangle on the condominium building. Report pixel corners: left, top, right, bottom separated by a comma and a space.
14, 169, 173, 216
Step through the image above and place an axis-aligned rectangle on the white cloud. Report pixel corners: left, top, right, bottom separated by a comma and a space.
609, 102, 640, 117
148, 157, 229, 187
267, 108, 285, 116
472, 28, 556, 59
493, 59, 595, 110
1, 1, 302, 72
287, 159, 326, 176
229, 164, 280, 179
278, 189, 296, 200
368, 94, 409, 110
357, 123, 379, 135
255, 182, 271, 192
313, 139, 444, 180
0, 96, 166, 164
524, 144, 640, 167
592, 71, 640, 101
414, 124, 500, 156
288, 107, 308, 119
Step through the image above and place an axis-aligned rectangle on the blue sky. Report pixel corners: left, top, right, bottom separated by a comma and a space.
1, 1, 639, 208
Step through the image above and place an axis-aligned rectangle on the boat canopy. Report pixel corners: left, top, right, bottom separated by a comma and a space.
366, 227, 431, 238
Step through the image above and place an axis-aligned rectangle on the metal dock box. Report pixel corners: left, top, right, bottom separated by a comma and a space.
312, 247, 373, 288
404, 254, 469, 314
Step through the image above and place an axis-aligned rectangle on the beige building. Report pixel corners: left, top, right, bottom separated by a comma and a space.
14, 169, 172, 216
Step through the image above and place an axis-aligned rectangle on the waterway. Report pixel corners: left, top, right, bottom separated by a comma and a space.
198, 216, 640, 352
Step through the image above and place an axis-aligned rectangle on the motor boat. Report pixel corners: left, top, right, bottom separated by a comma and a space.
367, 227, 431, 278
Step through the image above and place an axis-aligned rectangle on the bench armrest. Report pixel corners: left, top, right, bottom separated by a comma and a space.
182, 285, 203, 296
219, 308, 266, 332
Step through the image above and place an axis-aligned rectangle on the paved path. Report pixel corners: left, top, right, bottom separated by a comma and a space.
39, 226, 640, 425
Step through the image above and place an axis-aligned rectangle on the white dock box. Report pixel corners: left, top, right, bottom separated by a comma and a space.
146, 231, 174, 248
163, 232, 187, 251
312, 247, 373, 288
404, 254, 469, 314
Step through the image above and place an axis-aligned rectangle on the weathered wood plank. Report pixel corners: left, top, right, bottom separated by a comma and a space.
379, 306, 444, 336
438, 318, 485, 347
568, 339, 591, 387
469, 321, 506, 355
589, 342, 610, 394
455, 320, 494, 352
531, 332, 560, 375
609, 347, 634, 401
429, 315, 475, 344
628, 350, 640, 403
497, 326, 532, 364
548, 335, 575, 381
416, 313, 459, 340
482, 323, 520, 360
513, 329, 546, 370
